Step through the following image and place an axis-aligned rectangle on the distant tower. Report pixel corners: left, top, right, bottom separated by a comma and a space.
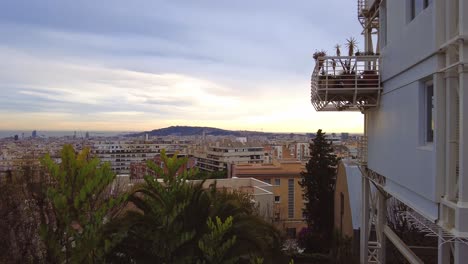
32, 130, 37, 138
73, 131, 77, 139
21, 133, 24, 139
14, 135, 19, 141
341, 132, 349, 140
85, 132, 90, 139
145, 133, 149, 141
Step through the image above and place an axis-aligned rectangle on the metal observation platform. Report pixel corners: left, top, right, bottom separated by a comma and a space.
310, 55, 382, 112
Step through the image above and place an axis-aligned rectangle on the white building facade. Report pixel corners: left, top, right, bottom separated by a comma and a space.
91, 140, 188, 174
193, 141, 264, 172
311, 0, 468, 263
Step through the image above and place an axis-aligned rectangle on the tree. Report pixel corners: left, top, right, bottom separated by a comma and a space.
197, 216, 239, 264
300, 129, 338, 252
193, 169, 228, 180
0, 162, 49, 263
40, 145, 127, 263
109, 149, 284, 263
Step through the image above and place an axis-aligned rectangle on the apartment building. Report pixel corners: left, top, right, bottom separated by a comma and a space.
231, 160, 307, 238
192, 140, 264, 172
310, 0, 468, 263
91, 140, 188, 174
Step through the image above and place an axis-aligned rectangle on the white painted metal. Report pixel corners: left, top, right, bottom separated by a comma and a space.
383, 225, 424, 264
310, 56, 382, 112
360, 176, 370, 264
312, 0, 468, 263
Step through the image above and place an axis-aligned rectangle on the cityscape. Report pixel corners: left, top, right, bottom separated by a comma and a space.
1, 0, 468, 264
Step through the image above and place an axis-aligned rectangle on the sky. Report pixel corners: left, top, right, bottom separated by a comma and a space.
0, 0, 364, 133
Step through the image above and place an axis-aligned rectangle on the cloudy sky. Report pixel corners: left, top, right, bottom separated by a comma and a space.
0, 0, 364, 133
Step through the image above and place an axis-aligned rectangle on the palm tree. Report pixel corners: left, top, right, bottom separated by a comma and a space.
107, 150, 283, 263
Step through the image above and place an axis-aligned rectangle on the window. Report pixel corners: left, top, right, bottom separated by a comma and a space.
263, 178, 271, 184
425, 81, 434, 143
420, 79, 434, 145
274, 196, 281, 203
286, 228, 296, 239
340, 192, 345, 216
380, 0, 387, 47
288, 179, 294, 218
340, 192, 345, 233
275, 178, 281, 186
409, 0, 433, 21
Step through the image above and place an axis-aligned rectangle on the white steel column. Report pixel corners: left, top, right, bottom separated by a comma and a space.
455, 0, 468, 259
435, 58, 446, 199
360, 175, 370, 264
457, 0, 468, 206
437, 236, 451, 264
445, 68, 459, 202
376, 190, 386, 263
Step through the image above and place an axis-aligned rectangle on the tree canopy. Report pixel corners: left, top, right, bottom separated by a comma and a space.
40, 144, 128, 263
299, 129, 338, 252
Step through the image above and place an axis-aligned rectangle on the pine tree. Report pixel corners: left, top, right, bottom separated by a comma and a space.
299, 129, 338, 252
197, 216, 239, 264
40, 145, 127, 263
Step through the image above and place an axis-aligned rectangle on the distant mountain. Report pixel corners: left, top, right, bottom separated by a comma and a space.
127, 126, 276, 137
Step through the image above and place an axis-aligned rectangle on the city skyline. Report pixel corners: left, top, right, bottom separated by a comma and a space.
0, 0, 364, 133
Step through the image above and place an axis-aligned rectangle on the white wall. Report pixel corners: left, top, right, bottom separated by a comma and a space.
381, 1, 436, 81
367, 0, 440, 220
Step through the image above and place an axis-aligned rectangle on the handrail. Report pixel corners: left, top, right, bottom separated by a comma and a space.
357, 136, 368, 164
310, 55, 382, 112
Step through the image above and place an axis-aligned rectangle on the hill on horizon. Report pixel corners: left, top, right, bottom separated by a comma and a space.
127, 126, 280, 137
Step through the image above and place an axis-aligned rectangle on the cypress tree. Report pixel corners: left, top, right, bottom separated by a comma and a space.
299, 129, 338, 252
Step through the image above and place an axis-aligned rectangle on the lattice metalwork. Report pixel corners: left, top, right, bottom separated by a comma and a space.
357, 0, 380, 31
357, 136, 368, 165
402, 210, 468, 247
368, 241, 381, 264
310, 56, 382, 112
357, 0, 367, 27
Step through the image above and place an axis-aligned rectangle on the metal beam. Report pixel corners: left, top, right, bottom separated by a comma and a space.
383, 225, 424, 264
361, 176, 370, 264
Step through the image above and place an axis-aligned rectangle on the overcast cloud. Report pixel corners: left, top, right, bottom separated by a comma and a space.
0, 0, 364, 133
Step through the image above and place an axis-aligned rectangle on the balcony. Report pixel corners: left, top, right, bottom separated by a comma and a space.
310, 55, 382, 112
357, 136, 368, 165
358, 0, 380, 29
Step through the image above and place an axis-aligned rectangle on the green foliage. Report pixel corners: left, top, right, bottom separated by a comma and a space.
40, 144, 127, 263
197, 216, 238, 264
249, 257, 265, 264
331, 230, 354, 264
110, 149, 283, 263
193, 169, 228, 180
300, 130, 338, 252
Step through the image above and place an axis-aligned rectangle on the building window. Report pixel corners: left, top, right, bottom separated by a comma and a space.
288, 179, 294, 218
425, 81, 434, 143
274, 196, 281, 203
275, 178, 281, 186
420, 79, 434, 145
286, 228, 296, 239
263, 178, 271, 184
380, 0, 387, 47
340, 192, 345, 216
409, 0, 432, 21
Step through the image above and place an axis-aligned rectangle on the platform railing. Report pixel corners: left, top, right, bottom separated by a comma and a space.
310, 55, 381, 112
357, 136, 368, 165
358, 0, 366, 17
